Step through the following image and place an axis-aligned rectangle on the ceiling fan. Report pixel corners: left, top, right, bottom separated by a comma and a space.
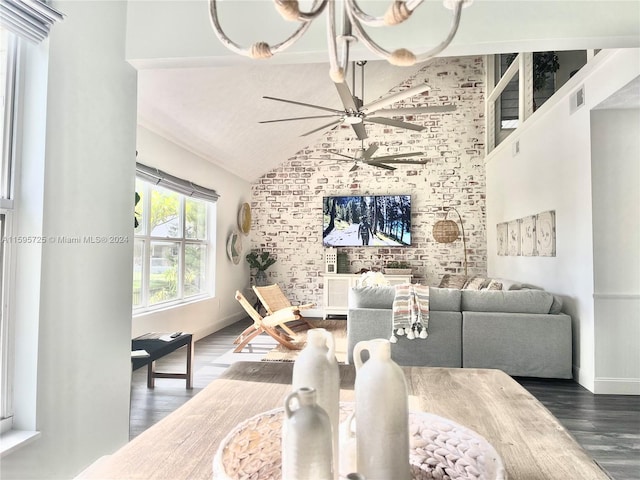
259, 61, 456, 140
311, 142, 428, 172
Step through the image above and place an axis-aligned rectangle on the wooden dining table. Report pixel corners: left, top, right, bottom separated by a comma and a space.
76, 361, 609, 479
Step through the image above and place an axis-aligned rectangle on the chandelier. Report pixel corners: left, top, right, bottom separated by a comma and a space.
209, 0, 473, 82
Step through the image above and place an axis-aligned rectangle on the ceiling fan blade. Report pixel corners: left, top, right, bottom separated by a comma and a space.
367, 162, 397, 171
366, 117, 426, 131
369, 159, 428, 165
333, 81, 359, 112
351, 122, 368, 140
360, 83, 431, 114
259, 114, 341, 124
263, 95, 343, 114
362, 143, 379, 161
373, 105, 456, 116
301, 119, 343, 137
309, 157, 355, 162
325, 150, 359, 161
349, 163, 360, 172
371, 152, 425, 162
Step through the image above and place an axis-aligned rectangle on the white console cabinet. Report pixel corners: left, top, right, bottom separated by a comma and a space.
322, 273, 412, 318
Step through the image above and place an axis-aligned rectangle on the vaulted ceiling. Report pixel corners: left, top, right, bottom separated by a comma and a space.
131, 1, 640, 181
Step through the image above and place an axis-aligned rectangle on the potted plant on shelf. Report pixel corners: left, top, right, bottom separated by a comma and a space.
384, 261, 412, 276
246, 250, 276, 286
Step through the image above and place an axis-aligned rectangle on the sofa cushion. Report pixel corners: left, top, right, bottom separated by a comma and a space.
349, 286, 462, 312
549, 295, 563, 314
438, 274, 467, 289
462, 275, 488, 290
461, 289, 554, 314
429, 287, 462, 312
349, 286, 396, 309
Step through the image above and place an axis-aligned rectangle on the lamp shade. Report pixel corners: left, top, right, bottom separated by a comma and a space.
433, 219, 460, 243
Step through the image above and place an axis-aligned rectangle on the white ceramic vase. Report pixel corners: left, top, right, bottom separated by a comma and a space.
353, 339, 410, 480
292, 328, 340, 478
282, 387, 333, 480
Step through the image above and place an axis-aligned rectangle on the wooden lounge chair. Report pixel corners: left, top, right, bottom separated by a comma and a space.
252, 284, 315, 333
233, 290, 303, 353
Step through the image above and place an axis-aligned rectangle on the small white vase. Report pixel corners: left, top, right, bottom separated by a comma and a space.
292, 328, 340, 478
282, 387, 333, 480
339, 412, 357, 477
353, 339, 410, 480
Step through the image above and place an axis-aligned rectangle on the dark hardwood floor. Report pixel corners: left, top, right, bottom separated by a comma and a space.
130, 318, 640, 480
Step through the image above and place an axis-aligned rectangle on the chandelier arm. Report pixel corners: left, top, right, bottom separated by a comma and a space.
209, 0, 314, 58
414, 0, 462, 62
326, 0, 340, 81
326, 0, 353, 82
346, 9, 393, 60
346, 0, 424, 27
274, 0, 328, 22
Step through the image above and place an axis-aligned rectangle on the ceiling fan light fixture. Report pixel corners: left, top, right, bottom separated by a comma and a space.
343, 116, 363, 125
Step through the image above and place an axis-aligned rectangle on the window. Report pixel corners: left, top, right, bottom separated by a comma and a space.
0, 27, 18, 433
133, 178, 212, 311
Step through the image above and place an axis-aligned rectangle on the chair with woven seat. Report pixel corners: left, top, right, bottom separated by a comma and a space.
233, 290, 304, 353
253, 283, 315, 333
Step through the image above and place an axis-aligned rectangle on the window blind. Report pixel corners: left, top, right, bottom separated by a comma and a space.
0, 0, 64, 44
136, 162, 220, 203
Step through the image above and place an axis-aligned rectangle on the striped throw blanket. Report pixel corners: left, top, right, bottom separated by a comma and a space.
390, 284, 430, 342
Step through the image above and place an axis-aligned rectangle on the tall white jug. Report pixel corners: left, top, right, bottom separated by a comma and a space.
353, 339, 410, 480
282, 387, 333, 480
292, 328, 340, 478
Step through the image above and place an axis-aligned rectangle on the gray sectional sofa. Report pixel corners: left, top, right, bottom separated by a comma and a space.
347, 286, 572, 379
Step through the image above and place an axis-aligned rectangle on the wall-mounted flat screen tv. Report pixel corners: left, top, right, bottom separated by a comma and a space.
323, 195, 411, 247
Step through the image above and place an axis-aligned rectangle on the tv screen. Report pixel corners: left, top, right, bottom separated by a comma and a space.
322, 195, 411, 247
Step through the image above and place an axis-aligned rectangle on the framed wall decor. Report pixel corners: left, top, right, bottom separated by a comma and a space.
226, 230, 243, 264
507, 219, 521, 256
496, 223, 508, 256
237, 202, 251, 236
520, 215, 536, 256
536, 210, 556, 256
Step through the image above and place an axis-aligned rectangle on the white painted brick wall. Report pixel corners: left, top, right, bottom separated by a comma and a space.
250, 56, 486, 307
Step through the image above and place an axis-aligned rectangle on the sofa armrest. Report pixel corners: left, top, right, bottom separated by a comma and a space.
462, 312, 572, 379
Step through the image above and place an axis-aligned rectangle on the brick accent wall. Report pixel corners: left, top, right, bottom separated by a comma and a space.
250, 56, 486, 306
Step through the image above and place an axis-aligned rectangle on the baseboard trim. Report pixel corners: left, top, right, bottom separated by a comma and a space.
193, 312, 246, 341
594, 377, 640, 395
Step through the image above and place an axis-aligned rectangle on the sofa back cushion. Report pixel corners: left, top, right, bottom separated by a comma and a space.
461, 289, 554, 314
349, 286, 396, 309
429, 287, 462, 312
349, 286, 462, 312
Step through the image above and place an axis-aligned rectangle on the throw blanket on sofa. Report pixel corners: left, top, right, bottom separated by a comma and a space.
391, 284, 430, 342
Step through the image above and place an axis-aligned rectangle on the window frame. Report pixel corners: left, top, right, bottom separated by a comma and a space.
0, 29, 19, 434
133, 178, 212, 313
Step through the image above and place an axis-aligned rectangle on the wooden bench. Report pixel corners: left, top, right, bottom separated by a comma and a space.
131, 332, 193, 389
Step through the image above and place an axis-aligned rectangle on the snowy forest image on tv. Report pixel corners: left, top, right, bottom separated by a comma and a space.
323, 195, 411, 247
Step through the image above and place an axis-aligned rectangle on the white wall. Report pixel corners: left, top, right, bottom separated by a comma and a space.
591, 108, 640, 394
485, 49, 640, 393
1, 1, 137, 478
134, 126, 251, 340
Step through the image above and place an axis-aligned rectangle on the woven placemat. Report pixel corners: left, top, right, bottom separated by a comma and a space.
213, 403, 506, 480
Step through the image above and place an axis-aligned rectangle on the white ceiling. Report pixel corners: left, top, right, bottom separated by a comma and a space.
134, 1, 640, 181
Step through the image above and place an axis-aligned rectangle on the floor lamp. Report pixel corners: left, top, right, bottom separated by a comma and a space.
432, 207, 468, 277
